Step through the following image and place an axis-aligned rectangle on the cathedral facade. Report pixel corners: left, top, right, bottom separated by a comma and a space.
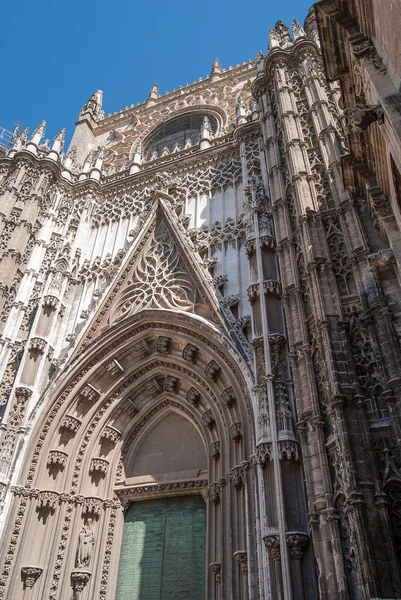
0, 6, 401, 599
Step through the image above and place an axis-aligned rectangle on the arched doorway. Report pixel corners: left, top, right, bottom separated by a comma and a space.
0, 311, 256, 600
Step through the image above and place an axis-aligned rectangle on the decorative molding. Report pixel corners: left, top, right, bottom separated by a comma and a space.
60, 414, 82, 433
205, 360, 221, 380
101, 425, 122, 444
115, 479, 208, 500
221, 386, 236, 406
71, 569, 91, 594
210, 440, 220, 460
47, 450, 68, 467
286, 531, 309, 560
89, 457, 109, 475
21, 566, 42, 589
233, 551, 248, 575
263, 534, 280, 561
182, 343, 198, 363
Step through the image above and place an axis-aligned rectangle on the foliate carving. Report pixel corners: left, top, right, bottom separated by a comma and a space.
208, 481, 221, 504
263, 534, 280, 561
146, 378, 162, 397
157, 336, 171, 354
80, 384, 99, 402
286, 532, 309, 560
268, 333, 286, 378
29, 337, 46, 353
231, 466, 244, 490
183, 343, 198, 363
278, 440, 300, 462
256, 441, 273, 466
21, 566, 42, 589
344, 104, 384, 133
105, 359, 124, 376
116, 480, 208, 500
230, 421, 242, 443
247, 283, 260, 304
132, 340, 151, 358
37, 491, 60, 510
47, 450, 68, 467
186, 387, 200, 406
221, 386, 236, 406
89, 457, 109, 475
210, 441, 220, 460
71, 570, 91, 594
213, 274, 228, 289
205, 360, 221, 380
210, 562, 221, 585
113, 221, 196, 320
165, 375, 179, 393
101, 425, 121, 444
43, 295, 58, 308
368, 248, 395, 269
60, 414, 82, 433
82, 498, 103, 517
233, 551, 248, 575
202, 409, 215, 429
263, 279, 281, 296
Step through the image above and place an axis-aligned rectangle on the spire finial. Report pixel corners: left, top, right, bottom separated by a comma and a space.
291, 19, 306, 41
210, 57, 222, 81
268, 20, 292, 50
149, 83, 159, 99
32, 120, 46, 143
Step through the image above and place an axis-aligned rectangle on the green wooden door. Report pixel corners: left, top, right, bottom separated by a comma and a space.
116, 496, 206, 600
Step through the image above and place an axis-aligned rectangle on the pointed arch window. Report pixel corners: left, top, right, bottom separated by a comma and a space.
143, 113, 218, 160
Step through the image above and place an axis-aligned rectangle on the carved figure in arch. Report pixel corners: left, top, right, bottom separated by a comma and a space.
75, 519, 95, 568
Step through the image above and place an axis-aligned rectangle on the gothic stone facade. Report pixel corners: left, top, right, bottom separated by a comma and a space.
0, 8, 400, 600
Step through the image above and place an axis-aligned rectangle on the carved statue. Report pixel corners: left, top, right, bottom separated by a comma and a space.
75, 519, 95, 568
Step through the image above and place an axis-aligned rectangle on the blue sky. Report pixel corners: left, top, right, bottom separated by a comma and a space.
1, 0, 312, 143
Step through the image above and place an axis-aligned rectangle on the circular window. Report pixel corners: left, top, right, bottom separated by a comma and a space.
143, 113, 218, 160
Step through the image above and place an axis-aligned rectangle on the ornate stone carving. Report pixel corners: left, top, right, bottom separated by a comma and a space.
101, 425, 121, 444
60, 414, 82, 433
75, 519, 96, 568
186, 387, 200, 406
132, 340, 151, 358
205, 360, 221, 380
256, 442, 273, 466
231, 466, 244, 490
37, 491, 60, 510
82, 497, 103, 517
221, 386, 236, 406
146, 378, 162, 397
29, 337, 46, 353
47, 450, 68, 467
263, 534, 280, 561
210, 562, 221, 585
183, 343, 198, 363
112, 220, 196, 320
278, 440, 299, 462
157, 336, 171, 354
165, 375, 178, 393
21, 566, 42, 589
230, 421, 242, 442
233, 551, 248, 575
80, 384, 99, 402
368, 248, 395, 269
89, 458, 109, 475
210, 441, 220, 460
344, 104, 384, 132
202, 409, 215, 429
43, 295, 58, 308
105, 359, 124, 376
286, 531, 309, 560
71, 570, 91, 594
